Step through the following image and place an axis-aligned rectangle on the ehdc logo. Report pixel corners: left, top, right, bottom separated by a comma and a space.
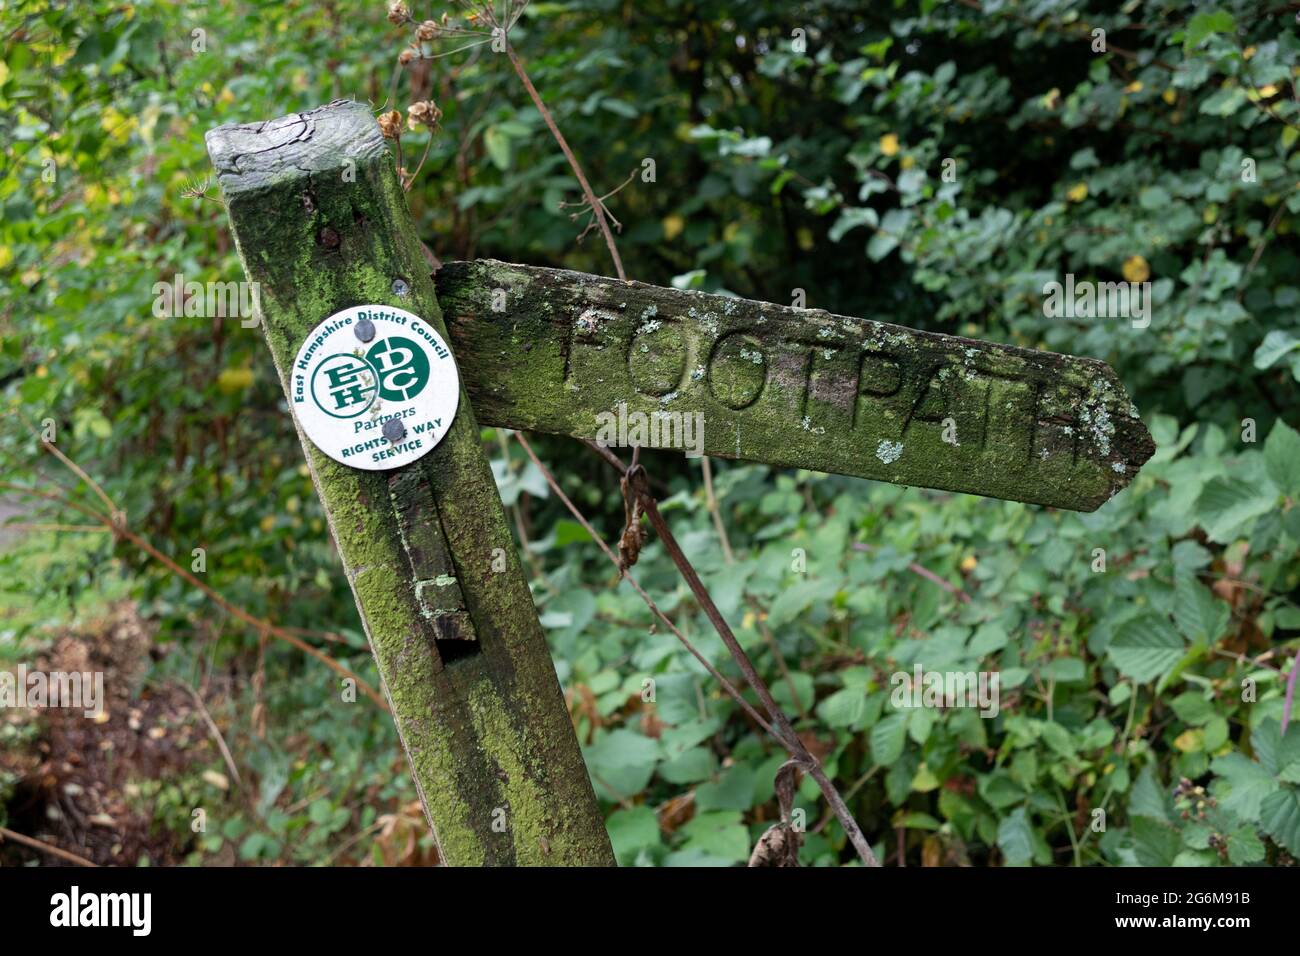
309, 336, 431, 418
292, 306, 460, 471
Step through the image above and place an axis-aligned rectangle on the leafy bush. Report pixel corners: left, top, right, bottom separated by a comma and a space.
1, 0, 1297, 865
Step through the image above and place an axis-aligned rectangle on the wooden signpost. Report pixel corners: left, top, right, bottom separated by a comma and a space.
437, 262, 1154, 512
207, 100, 1154, 866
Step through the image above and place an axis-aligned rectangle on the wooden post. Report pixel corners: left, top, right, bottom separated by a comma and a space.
206, 100, 614, 866
436, 260, 1155, 512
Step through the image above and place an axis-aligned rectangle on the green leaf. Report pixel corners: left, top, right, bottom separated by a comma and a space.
870, 713, 907, 766
1131, 816, 1180, 865
818, 686, 866, 728
679, 810, 750, 863
606, 806, 661, 864
1130, 766, 1171, 822
483, 126, 511, 170
1276, 723, 1300, 783
1171, 691, 1214, 726
1210, 752, 1277, 823
996, 807, 1034, 865
978, 772, 1026, 810
553, 519, 592, 546
583, 729, 658, 800
1259, 787, 1300, 856
599, 98, 639, 119
1185, 10, 1236, 48
867, 230, 900, 261
772, 671, 815, 715
1253, 329, 1300, 370
657, 746, 716, 785
1108, 614, 1185, 682
1172, 572, 1229, 644
1226, 826, 1266, 864
1045, 657, 1086, 683
1138, 186, 1170, 209
1195, 477, 1275, 543
1264, 420, 1300, 497
695, 764, 756, 812
1249, 717, 1300, 777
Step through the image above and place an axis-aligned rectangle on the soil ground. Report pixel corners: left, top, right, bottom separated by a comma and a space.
0, 603, 201, 866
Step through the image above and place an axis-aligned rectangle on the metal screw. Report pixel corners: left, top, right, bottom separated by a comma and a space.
382, 418, 406, 443
392, 277, 410, 297
355, 318, 375, 342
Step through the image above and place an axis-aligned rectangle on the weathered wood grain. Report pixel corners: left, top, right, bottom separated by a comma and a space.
206, 101, 614, 866
437, 260, 1155, 512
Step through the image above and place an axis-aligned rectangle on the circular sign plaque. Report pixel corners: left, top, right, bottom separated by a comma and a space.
290, 305, 460, 471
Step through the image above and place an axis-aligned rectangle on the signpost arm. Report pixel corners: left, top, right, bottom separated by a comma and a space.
436, 260, 1154, 512
206, 100, 614, 866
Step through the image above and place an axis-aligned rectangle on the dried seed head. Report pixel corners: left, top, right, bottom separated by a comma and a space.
386, 1, 410, 25
398, 48, 415, 66
406, 100, 442, 130
378, 110, 403, 139
416, 19, 439, 41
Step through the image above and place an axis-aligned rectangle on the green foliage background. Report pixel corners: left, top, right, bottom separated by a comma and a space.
1, 0, 1299, 865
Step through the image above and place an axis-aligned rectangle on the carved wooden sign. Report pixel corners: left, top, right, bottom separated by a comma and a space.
207, 99, 1156, 868
437, 261, 1155, 512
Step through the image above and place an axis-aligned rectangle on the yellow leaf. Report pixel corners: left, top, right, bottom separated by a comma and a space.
260, 514, 276, 533
0, 61, 9, 85
217, 367, 254, 392
900, 155, 915, 170
1162, 88, 1177, 105
1066, 182, 1088, 203
1122, 255, 1150, 283
797, 227, 814, 251
661, 214, 684, 241
0, 246, 11, 268
1203, 204, 1218, 225
879, 133, 899, 157
960, 555, 977, 572
100, 106, 135, 144
1174, 729, 1203, 753
1243, 45, 1256, 60
911, 763, 940, 792
1257, 84, 1278, 98
1124, 81, 1143, 94
1041, 88, 1060, 110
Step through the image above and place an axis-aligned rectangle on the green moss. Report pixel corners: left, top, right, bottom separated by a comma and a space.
436, 260, 1152, 512
209, 102, 613, 866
